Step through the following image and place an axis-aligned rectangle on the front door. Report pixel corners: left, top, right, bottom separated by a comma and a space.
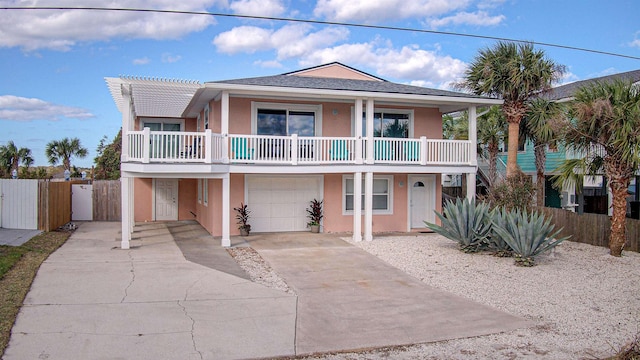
155, 179, 178, 221
410, 175, 436, 228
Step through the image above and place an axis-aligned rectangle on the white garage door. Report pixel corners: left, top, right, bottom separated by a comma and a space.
247, 176, 322, 232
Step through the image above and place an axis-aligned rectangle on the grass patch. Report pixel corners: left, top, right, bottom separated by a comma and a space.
0, 230, 71, 358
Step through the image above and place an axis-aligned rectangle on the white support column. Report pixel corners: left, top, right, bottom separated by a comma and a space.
291, 134, 298, 165
120, 84, 132, 162
468, 106, 478, 165
128, 177, 134, 235
142, 127, 150, 164
355, 98, 363, 164
222, 175, 231, 247
204, 129, 212, 164
353, 172, 362, 242
120, 175, 131, 249
466, 173, 476, 201
365, 99, 375, 164
364, 171, 373, 241
221, 91, 230, 163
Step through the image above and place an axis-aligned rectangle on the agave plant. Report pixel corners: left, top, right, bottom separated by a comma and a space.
426, 198, 491, 253
486, 208, 513, 257
491, 209, 570, 266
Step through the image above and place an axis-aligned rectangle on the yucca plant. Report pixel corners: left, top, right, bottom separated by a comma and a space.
486, 208, 513, 257
426, 198, 491, 253
491, 209, 570, 266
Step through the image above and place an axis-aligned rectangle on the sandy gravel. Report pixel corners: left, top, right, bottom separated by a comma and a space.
234, 235, 640, 359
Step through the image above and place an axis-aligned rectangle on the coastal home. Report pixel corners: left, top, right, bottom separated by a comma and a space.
498, 69, 640, 215
106, 63, 501, 248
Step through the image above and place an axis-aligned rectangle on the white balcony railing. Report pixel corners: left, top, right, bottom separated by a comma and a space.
125, 129, 472, 166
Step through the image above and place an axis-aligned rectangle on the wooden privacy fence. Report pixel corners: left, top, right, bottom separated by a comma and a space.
38, 180, 73, 232
92, 180, 121, 221
539, 207, 640, 253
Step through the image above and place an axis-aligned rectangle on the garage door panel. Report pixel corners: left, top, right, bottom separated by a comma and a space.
247, 176, 321, 233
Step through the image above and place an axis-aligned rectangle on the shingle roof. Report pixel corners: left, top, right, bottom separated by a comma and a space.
208, 74, 488, 100
546, 69, 640, 100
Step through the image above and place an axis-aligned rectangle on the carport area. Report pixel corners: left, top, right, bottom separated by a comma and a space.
4, 221, 530, 359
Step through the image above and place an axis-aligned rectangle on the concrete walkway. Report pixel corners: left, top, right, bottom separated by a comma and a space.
4, 222, 530, 359
4, 222, 296, 360
0, 228, 41, 246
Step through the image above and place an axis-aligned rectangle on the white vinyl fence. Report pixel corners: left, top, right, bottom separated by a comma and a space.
0, 179, 39, 229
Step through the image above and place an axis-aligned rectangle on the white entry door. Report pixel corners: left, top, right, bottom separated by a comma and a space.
155, 179, 178, 221
409, 175, 436, 228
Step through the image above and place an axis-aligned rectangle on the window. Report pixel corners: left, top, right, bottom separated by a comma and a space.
202, 179, 208, 206
356, 109, 413, 138
141, 118, 183, 131
343, 175, 393, 214
197, 179, 202, 204
252, 102, 321, 136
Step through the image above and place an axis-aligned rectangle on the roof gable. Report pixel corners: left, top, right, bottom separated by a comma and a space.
282, 62, 385, 81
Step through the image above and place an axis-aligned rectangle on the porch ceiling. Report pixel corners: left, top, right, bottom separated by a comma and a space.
106, 77, 202, 118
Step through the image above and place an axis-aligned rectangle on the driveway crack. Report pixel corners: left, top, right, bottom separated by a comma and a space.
178, 300, 203, 360
120, 250, 135, 303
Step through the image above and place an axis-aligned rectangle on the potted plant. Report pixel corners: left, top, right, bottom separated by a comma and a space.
234, 202, 251, 236
306, 199, 323, 233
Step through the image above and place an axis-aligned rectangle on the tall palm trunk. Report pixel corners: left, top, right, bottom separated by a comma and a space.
534, 142, 546, 207
506, 120, 520, 177
605, 157, 631, 256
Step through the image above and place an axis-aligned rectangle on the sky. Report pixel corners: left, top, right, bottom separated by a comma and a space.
1, 0, 639, 168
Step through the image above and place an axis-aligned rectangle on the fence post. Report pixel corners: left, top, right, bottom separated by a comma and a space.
142, 127, 150, 164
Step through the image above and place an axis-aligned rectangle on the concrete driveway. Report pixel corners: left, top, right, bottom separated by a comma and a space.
4, 222, 530, 359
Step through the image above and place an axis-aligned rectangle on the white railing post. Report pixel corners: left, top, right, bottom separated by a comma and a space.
355, 136, 363, 164
204, 129, 212, 164
420, 136, 427, 165
142, 127, 150, 164
223, 134, 230, 164
291, 134, 298, 165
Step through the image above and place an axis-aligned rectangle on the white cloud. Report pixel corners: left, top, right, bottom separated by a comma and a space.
162, 53, 182, 63
133, 57, 151, 65
427, 11, 505, 28
213, 24, 349, 59
0, 95, 94, 122
0, 1, 220, 51
314, 0, 469, 23
630, 32, 640, 48
254, 59, 283, 68
229, 0, 285, 17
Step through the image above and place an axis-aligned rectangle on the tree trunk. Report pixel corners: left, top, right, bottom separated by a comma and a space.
506, 120, 520, 177
609, 184, 628, 256
534, 142, 546, 207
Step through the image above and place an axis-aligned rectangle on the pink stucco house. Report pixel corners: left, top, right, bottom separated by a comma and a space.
106, 63, 500, 248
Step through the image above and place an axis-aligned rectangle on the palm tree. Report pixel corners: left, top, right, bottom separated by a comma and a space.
457, 41, 565, 177
477, 105, 508, 186
553, 79, 640, 257
524, 98, 565, 206
45, 137, 88, 171
0, 141, 33, 175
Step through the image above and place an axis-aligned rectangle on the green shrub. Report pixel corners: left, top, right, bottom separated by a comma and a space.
491, 209, 569, 266
482, 170, 535, 212
426, 198, 491, 253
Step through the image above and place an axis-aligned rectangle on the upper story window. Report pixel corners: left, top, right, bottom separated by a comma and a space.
252, 102, 322, 136
141, 118, 184, 131
355, 109, 413, 138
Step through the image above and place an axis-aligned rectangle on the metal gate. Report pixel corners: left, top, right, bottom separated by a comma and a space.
72, 184, 93, 221
0, 179, 39, 229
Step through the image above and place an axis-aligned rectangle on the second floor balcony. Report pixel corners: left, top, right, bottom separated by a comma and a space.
124, 129, 474, 167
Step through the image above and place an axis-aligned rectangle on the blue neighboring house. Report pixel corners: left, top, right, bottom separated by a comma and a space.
498, 69, 640, 216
